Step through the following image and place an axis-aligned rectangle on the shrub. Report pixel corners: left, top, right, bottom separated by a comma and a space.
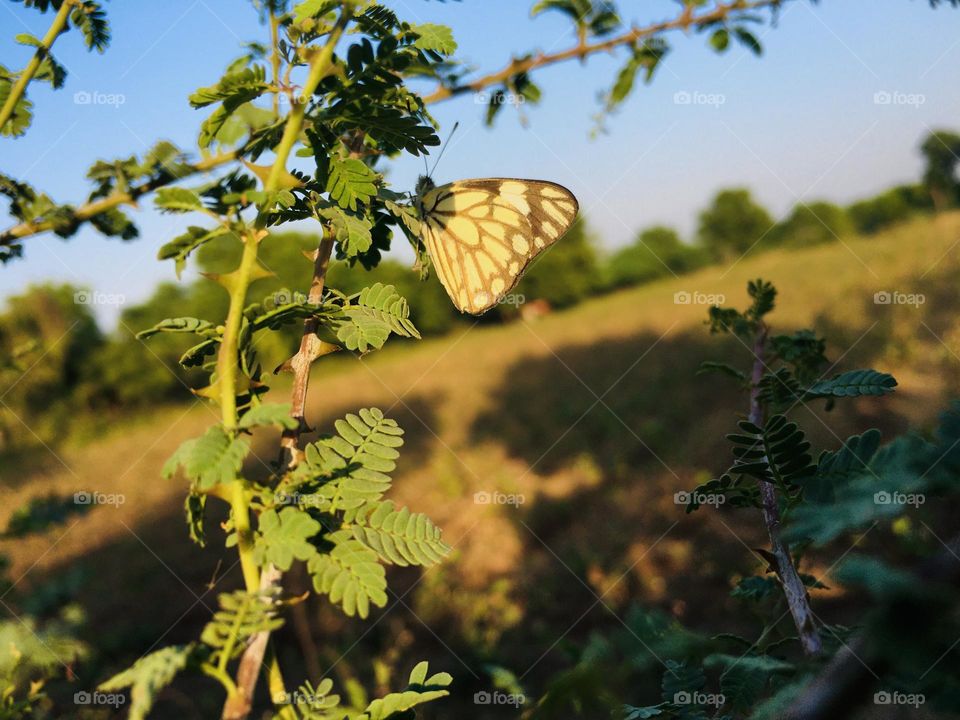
696, 188, 775, 261
606, 225, 709, 287
773, 201, 852, 247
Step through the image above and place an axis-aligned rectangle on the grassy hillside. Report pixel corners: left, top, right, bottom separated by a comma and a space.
3, 212, 960, 717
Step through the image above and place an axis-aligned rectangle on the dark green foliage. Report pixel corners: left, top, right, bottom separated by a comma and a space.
606, 226, 708, 288
846, 184, 932, 234
707, 278, 776, 337
724, 414, 815, 490
0, 283, 105, 449
772, 201, 852, 247
2, 494, 89, 538
99, 645, 196, 720
804, 369, 897, 399
696, 188, 775, 261
919, 129, 960, 210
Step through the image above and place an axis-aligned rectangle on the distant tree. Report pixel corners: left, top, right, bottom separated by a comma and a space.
606, 225, 709, 287
696, 188, 775, 261
847, 184, 931, 235
920, 129, 960, 210
93, 281, 227, 407
0, 284, 103, 448
773, 201, 852, 247
513, 217, 600, 309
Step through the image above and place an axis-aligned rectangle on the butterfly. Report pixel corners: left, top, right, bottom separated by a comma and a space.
414, 176, 579, 315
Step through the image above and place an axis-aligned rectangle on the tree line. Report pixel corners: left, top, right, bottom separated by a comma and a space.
0, 128, 956, 453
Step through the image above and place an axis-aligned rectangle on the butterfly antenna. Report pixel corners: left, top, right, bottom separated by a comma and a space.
429, 121, 459, 177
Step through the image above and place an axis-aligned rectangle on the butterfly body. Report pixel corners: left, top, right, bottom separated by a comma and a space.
415, 176, 579, 315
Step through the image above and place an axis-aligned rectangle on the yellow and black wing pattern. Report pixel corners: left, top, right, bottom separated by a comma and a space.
416, 177, 579, 315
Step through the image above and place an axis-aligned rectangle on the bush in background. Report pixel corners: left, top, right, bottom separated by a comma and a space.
772, 200, 853, 247
696, 188, 775, 261
605, 225, 709, 288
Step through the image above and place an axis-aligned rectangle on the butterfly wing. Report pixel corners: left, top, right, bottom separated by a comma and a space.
419, 178, 579, 315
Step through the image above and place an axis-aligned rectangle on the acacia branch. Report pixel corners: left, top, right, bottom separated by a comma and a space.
786, 533, 960, 719
0, 0, 74, 134
749, 324, 822, 656
228, 230, 337, 720
0, 0, 791, 249
220, 11, 349, 717
0, 150, 237, 244
422, 0, 787, 103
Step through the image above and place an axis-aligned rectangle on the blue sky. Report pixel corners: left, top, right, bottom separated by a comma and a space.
1, 0, 958, 325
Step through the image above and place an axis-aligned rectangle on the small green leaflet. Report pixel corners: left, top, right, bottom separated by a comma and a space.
326, 157, 379, 211
253, 507, 321, 571
99, 645, 195, 720
410, 23, 457, 54
163, 426, 249, 490
238, 403, 299, 430
155, 187, 204, 213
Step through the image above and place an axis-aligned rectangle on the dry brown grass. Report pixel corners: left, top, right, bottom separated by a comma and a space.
2, 212, 959, 715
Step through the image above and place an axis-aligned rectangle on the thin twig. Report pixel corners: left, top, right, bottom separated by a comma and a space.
749, 324, 822, 656
786, 533, 960, 719
227, 230, 336, 720
219, 10, 349, 717
422, 0, 787, 103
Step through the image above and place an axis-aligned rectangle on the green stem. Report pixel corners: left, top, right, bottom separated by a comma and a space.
215, 13, 350, 720
217, 232, 261, 433
0, 0, 74, 133
269, 8, 281, 117
262, 13, 348, 195
202, 663, 239, 698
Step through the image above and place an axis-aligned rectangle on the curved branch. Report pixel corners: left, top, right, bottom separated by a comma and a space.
422, 0, 788, 103
0, 150, 236, 244
749, 324, 822, 656
786, 533, 960, 720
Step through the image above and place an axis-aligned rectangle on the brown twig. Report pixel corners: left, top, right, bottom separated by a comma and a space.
226, 229, 337, 720
278, 230, 338, 467
749, 324, 822, 656
422, 0, 787, 103
0, 150, 236, 245
786, 534, 960, 719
